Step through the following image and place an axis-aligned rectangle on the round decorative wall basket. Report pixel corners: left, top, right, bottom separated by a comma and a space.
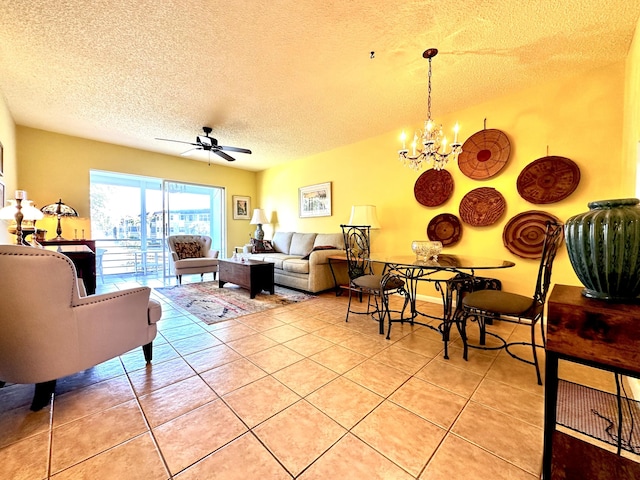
459, 187, 506, 226
457, 128, 511, 180
414, 169, 454, 207
516, 156, 580, 204
427, 213, 462, 246
502, 210, 563, 259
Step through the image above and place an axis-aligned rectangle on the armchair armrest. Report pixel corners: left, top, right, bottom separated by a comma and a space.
206, 250, 220, 259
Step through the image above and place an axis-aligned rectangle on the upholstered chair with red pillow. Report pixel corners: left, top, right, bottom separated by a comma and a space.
167, 235, 220, 284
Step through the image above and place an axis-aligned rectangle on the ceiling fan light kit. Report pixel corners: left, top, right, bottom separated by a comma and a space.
156, 126, 252, 163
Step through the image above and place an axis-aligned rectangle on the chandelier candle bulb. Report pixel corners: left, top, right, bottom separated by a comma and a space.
400, 131, 406, 150
453, 123, 459, 144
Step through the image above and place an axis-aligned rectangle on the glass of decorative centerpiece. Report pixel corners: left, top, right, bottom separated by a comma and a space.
411, 240, 442, 261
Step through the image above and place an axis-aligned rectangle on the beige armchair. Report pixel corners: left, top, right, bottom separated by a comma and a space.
0, 245, 161, 410
167, 234, 219, 284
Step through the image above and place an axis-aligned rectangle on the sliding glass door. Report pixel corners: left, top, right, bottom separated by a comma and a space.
163, 180, 225, 276
90, 171, 225, 278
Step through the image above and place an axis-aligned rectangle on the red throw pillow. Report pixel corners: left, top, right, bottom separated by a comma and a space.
251, 239, 275, 253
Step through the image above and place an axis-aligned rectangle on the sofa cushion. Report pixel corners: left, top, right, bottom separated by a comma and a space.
290, 233, 317, 256
250, 238, 275, 253
272, 232, 294, 254
314, 233, 344, 250
174, 241, 202, 259
174, 257, 218, 268
282, 258, 310, 274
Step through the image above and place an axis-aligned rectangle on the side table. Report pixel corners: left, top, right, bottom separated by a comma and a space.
543, 284, 640, 479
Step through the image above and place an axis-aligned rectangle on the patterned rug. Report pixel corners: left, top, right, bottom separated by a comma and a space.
155, 281, 315, 324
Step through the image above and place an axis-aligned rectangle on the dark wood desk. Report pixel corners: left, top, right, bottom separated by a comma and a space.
543, 284, 640, 479
44, 245, 96, 295
218, 258, 274, 299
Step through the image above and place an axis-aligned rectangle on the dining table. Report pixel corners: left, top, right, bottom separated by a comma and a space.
368, 253, 515, 358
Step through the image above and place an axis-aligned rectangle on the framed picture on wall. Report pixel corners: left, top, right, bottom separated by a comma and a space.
232, 195, 251, 220
299, 182, 332, 218
0, 180, 5, 208
0, 141, 3, 176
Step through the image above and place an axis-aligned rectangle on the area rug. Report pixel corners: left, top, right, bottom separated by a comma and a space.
557, 379, 640, 454
155, 282, 315, 324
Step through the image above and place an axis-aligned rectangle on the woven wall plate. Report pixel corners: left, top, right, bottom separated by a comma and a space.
427, 213, 462, 246
516, 156, 580, 204
458, 129, 511, 179
503, 210, 563, 259
414, 168, 454, 207
459, 187, 506, 226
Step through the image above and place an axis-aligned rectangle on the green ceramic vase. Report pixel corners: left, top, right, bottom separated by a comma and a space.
564, 198, 640, 300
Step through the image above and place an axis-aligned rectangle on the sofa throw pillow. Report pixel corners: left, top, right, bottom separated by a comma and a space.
251, 238, 275, 253
174, 241, 202, 260
301, 245, 335, 260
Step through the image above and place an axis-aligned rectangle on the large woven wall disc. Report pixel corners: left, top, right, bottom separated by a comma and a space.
503, 210, 563, 259
414, 169, 454, 207
516, 156, 580, 204
457, 129, 511, 179
459, 187, 506, 226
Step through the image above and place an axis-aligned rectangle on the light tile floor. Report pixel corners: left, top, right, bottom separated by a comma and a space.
0, 273, 618, 479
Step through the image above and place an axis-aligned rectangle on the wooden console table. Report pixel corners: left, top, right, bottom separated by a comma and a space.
218, 258, 274, 299
543, 284, 640, 479
43, 244, 96, 295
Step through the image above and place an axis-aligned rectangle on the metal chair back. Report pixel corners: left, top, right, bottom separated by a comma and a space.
340, 224, 373, 281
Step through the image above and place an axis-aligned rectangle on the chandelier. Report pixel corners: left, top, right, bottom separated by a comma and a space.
398, 48, 462, 171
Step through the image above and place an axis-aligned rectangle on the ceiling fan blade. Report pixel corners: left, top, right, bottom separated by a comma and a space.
155, 137, 199, 146
218, 145, 252, 154
214, 150, 236, 162
180, 147, 201, 156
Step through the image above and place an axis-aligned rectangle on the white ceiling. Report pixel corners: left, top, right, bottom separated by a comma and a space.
1, 0, 639, 171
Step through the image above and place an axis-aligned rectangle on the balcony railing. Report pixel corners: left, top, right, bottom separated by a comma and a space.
94, 238, 167, 276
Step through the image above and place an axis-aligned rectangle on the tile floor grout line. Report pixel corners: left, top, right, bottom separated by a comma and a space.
46, 392, 55, 480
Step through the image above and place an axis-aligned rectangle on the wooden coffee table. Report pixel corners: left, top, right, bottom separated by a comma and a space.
218, 258, 275, 299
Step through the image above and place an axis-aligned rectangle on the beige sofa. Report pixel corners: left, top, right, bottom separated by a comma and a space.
246, 231, 348, 293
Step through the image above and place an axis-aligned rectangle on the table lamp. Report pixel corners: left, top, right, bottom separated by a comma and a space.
0, 191, 44, 245
40, 199, 78, 241
250, 208, 269, 240
348, 205, 381, 229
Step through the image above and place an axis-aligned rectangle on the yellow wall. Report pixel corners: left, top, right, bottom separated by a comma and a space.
16, 127, 257, 254
625, 15, 640, 196
257, 62, 629, 298
0, 93, 17, 244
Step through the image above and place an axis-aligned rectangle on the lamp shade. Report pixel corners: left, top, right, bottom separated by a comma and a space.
40, 199, 78, 217
0, 199, 44, 221
348, 205, 381, 229
250, 208, 269, 225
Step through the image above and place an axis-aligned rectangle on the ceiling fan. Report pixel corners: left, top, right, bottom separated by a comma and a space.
156, 126, 252, 162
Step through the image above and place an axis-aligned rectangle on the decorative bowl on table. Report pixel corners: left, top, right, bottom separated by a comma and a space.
411, 240, 442, 261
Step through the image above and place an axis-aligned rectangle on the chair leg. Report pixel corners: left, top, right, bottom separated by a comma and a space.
31, 380, 56, 411
176, 275, 182, 285
143, 342, 153, 363
345, 287, 353, 322
200, 273, 204, 282
531, 324, 542, 385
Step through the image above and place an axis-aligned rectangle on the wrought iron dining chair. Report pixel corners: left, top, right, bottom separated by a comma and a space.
458, 221, 563, 385
340, 224, 408, 334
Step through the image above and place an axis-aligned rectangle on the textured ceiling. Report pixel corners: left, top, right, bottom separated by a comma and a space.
1, 0, 639, 171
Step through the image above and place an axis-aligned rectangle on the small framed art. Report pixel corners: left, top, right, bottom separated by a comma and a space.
0, 181, 5, 208
299, 182, 332, 218
233, 195, 251, 220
